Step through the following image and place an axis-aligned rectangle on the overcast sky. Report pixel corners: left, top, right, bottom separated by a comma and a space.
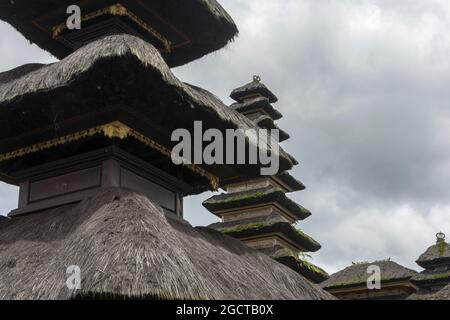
2, 0, 450, 274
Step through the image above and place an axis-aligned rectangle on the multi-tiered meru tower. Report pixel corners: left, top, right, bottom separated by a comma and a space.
0, 0, 333, 300
204, 76, 329, 284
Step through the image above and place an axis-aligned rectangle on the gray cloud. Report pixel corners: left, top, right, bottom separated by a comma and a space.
2, 0, 450, 274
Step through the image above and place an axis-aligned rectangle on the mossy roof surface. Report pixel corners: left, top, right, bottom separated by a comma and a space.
271, 249, 329, 284
412, 270, 450, 283
209, 215, 321, 252
416, 241, 450, 268
203, 187, 311, 221
321, 260, 417, 290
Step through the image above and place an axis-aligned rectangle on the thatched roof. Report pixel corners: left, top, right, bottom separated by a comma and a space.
416, 240, 450, 269
209, 213, 321, 252
0, 188, 333, 300
0, 215, 7, 221
230, 78, 278, 103
0, 0, 238, 67
230, 97, 283, 121
322, 260, 417, 290
203, 187, 311, 221
0, 34, 294, 184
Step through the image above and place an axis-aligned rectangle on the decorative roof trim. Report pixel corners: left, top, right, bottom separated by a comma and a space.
0, 121, 219, 190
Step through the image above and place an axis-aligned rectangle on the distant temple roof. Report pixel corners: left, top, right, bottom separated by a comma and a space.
230, 76, 278, 103
416, 233, 450, 269
322, 260, 417, 290
0, 0, 238, 67
0, 188, 333, 300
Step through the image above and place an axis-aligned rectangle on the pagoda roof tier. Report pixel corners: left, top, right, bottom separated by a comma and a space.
209, 215, 321, 252
0, 188, 333, 300
0, 35, 296, 189
230, 77, 278, 103
416, 234, 450, 269
0, 0, 238, 67
230, 97, 283, 121
269, 248, 329, 284
275, 172, 306, 192
254, 115, 290, 142
322, 260, 417, 291
203, 187, 311, 221
411, 270, 450, 287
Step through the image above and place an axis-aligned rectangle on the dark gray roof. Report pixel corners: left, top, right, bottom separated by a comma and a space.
230, 78, 278, 103
416, 241, 450, 269
276, 172, 306, 192
209, 213, 321, 252
203, 187, 311, 221
230, 97, 283, 120
0, 188, 333, 300
0, 0, 238, 67
322, 260, 417, 290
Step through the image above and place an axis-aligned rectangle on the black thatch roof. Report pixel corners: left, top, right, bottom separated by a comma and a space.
0, 215, 7, 221
0, 34, 295, 185
416, 240, 450, 269
230, 78, 278, 103
276, 172, 306, 192
0, 0, 238, 67
209, 213, 321, 252
203, 187, 311, 221
230, 97, 282, 121
322, 260, 417, 290
0, 188, 333, 300
411, 270, 450, 285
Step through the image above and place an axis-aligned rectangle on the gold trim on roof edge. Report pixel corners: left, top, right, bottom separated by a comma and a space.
0, 121, 219, 190
52, 3, 172, 53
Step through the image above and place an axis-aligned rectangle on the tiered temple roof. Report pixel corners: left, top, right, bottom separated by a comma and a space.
322, 260, 417, 300
408, 233, 450, 300
204, 76, 329, 284
0, 0, 333, 300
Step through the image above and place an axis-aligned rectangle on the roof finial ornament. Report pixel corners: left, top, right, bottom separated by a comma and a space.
253, 75, 261, 83
437, 232, 446, 243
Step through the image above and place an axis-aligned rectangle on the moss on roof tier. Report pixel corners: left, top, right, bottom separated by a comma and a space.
203, 187, 311, 221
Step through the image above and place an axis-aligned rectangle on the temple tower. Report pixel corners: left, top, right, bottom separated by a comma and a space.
203, 76, 329, 284
410, 233, 450, 297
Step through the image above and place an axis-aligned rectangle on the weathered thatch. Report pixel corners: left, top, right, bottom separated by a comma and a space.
230, 97, 283, 121
230, 79, 278, 103
0, 34, 294, 183
322, 260, 417, 290
0, 0, 238, 67
416, 241, 450, 268
0, 215, 7, 221
204, 187, 311, 221
0, 188, 333, 300
209, 213, 321, 252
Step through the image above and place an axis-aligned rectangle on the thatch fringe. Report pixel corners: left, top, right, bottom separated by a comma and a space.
0, 188, 333, 300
